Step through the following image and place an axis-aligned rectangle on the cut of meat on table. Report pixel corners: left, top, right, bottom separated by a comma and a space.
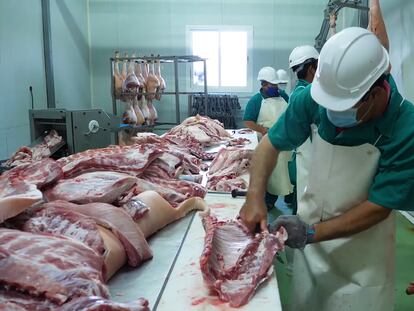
133, 191, 209, 238
0, 289, 56, 311
0, 291, 150, 311
56, 144, 163, 178
2, 130, 63, 168
56, 296, 151, 311
23, 206, 105, 256
228, 137, 251, 147
0, 229, 108, 305
167, 115, 231, 146
200, 215, 287, 307
44, 171, 137, 204
1, 158, 63, 189
209, 177, 248, 192
41, 200, 152, 268
207, 147, 253, 191
0, 179, 43, 224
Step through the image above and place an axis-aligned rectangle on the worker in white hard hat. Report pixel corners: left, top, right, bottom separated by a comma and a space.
286, 45, 320, 215
243, 66, 291, 210
240, 4, 414, 310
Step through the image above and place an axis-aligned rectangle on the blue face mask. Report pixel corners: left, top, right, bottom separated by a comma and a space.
265, 86, 279, 97
326, 108, 359, 128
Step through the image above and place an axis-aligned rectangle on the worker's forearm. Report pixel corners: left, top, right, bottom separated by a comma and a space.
313, 200, 391, 243
244, 121, 267, 135
247, 136, 279, 200
368, 0, 389, 52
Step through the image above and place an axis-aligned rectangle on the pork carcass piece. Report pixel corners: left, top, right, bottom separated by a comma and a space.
154, 58, 166, 101
145, 61, 160, 101
200, 215, 287, 307
209, 177, 248, 192
123, 53, 140, 90
122, 99, 138, 125
113, 51, 123, 99
1, 158, 63, 189
0, 289, 56, 311
121, 53, 128, 81
41, 200, 152, 268
146, 100, 158, 125
23, 206, 105, 256
132, 97, 145, 125
139, 96, 151, 122
181, 115, 231, 139
0, 179, 42, 223
134, 61, 146, 101
44, 171, 137, 204
0, 228, 108, 305
124, 191, 208, 238
57, 296, 150, 311
56, 144, 163, 177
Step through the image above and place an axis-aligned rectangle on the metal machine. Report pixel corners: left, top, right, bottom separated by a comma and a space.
29, 108, 122, 155
315, 0, 369, 51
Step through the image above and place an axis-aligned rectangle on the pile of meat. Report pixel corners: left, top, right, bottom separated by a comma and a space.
200, 214, 287, 307
207, 147, 253, 192
113, 52, 166, 127
2, 130, 62, 168
0, 137, 213, 309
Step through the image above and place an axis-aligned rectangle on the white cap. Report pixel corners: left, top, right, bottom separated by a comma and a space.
311, 27, 389, 111
257, 67, 278, 84
276, 69, 288, 84
289, 45, 319, 69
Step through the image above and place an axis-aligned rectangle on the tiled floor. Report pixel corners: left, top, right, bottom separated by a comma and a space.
271, 198, 414, 311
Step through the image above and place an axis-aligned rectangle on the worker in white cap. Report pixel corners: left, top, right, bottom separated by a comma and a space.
240, 22, 414, 311
243, 67, 291, 210
286, 45, 320, 214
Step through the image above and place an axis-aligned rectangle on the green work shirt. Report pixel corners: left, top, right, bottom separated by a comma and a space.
269, 75, 414, 211
243, 89, 289, 122
287, 79, 311, 185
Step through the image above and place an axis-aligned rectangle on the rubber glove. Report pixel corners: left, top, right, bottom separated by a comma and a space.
268, 215, 315, 249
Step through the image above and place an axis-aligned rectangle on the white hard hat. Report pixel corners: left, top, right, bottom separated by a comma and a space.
257, 67, 278, 84
289, 45, 319, 69
311, 27, 389, 111
276, 69, 288, 84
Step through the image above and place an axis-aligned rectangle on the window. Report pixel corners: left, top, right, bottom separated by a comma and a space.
187, 26, 252, 92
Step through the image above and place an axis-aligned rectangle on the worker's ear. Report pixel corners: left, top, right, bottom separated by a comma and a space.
357, 86, 388, 122
308, 65, 317, 79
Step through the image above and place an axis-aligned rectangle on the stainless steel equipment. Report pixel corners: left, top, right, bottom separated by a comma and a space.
315, 0, 369, 51
29, 108, 122, 155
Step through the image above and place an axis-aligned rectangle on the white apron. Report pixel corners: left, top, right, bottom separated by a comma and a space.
291, 127, 396, 311
257, 97, 293, 196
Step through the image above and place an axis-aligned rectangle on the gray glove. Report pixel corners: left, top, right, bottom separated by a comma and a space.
268, 215, 315, 249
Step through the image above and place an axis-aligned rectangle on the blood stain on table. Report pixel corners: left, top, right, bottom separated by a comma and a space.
191, 297, 207, 305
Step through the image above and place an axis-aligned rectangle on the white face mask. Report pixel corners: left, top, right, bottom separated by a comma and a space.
326, 108, 359, 128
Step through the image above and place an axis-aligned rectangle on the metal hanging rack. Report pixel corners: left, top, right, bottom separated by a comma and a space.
110, 55, 208, 128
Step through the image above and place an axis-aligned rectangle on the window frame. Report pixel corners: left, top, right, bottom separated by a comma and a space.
186, 25, 253, 93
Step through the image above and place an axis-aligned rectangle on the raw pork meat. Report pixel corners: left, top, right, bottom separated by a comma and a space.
120, 197, 150, 221
2, 130, 63, 168
57, 144, 163, 178
132, 191, 209, 238
0, 289, 56, 311
207, 147, 253, 191
41, 200, 152, 267
0, 229, 108, 305
0, 179, 42, 223
57, 296, 150, 311
44, 171, 137, 204
1, 158, 63, 189
23, 206, 105, 255
200, 215, 287, 307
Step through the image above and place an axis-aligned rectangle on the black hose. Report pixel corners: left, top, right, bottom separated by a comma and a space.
29, 86, 34, 109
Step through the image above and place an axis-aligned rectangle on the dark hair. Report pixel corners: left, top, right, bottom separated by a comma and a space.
293, 58, 318, 80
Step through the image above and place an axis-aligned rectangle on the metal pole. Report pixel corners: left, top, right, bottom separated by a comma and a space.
41, 0, 56, 108
358, 0, 369, 28
203, 59, 208, 116
174, 56, 180, 123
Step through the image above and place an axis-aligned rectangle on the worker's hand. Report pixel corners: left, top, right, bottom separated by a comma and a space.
261, 127, 268, 136
239, 198, 268, 233
268, 215, 312, 249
